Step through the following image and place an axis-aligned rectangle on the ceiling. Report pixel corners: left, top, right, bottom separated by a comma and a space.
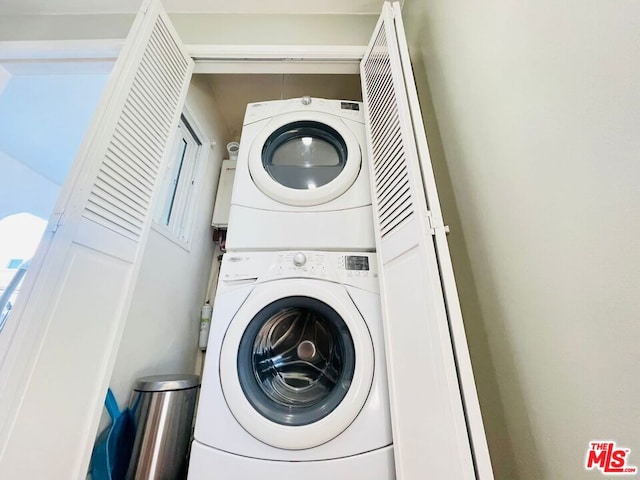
203, 73, 363, 141
1, 0, 388, 15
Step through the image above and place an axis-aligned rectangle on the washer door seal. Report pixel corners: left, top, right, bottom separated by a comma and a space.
237, 296, 356, 426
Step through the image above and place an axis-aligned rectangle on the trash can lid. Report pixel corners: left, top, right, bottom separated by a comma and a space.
133, 374, 200, 392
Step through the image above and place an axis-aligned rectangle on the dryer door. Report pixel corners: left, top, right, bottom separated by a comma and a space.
248, 111, 363, 207
219, 280, 374, 450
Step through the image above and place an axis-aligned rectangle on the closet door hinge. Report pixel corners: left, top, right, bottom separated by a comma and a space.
47, 211, 64, 233
424, 211, 450, 236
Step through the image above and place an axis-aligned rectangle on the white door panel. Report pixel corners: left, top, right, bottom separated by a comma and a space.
361, 2, 493, 479
0, 1, 193, 478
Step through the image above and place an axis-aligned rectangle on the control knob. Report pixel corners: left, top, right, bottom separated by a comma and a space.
293, 252, 307, 267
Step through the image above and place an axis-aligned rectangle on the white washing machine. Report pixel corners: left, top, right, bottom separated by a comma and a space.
188, 251, 394, 480
225, 97, 375, 252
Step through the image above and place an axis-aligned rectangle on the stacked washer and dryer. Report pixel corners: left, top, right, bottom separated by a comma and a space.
187, 97, 395, 479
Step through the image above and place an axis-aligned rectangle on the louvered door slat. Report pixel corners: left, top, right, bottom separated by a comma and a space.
98, 160, 151, 202
379, 183, 411, 217
127, 85, 173, 137
93, 165, 150, 208
120, 105, 167, 152
108, 139, 156, 180
148, 34, 184, 86
376, 155, 405, 197
370, 105, 398, 144
375, 156, 407, 197
118, 112, 164, 158
90, 187, 146, 227
105, 143, 156, 187
124, 93, 170, 144
116, 112, 162, 159
138, 53, 182, 106
155, 20, 189, 70
82, 13, 191, 243
111, 129, 158, 171
373, 131, 403, 170
373, 129, 402, 168
379, 192, 412, 226
83, 201, 142, 238
132, 68, 176, 118
93, 177, 147, 217
364, 20, 416, 240
151, 20, 188, 77
376, 145, 404, 182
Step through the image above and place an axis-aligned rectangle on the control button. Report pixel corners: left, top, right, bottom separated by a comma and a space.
293, 252, 307, 267
301, 96, 312, 105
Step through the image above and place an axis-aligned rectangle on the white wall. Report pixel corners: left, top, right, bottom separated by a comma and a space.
402, 0, 640, 479
0, 13, 377, 46
108, 75, 228, 408
0, 14, 134, 41
170, 14, 377, 45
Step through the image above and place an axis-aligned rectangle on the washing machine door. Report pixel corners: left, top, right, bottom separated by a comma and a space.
219, 280, 374, 450
248, 111, 363, 206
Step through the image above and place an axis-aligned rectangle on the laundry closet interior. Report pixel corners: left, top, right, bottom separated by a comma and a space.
100, 6, 492, 479
106, 69, 370, 396
0, 2, 492, 479
104, 24, 374, 445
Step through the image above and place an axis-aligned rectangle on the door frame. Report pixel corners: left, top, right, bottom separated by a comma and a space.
0, 40, 121, 74
0, 40, 365, 75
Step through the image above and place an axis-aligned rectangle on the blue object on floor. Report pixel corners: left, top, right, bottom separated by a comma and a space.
90, 388, 134, 480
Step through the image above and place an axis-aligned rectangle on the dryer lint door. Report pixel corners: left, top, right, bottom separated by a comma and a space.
248, 111, 362, 206
219, 280, 374, 449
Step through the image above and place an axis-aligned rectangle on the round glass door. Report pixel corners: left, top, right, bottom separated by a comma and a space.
237, 296, 356, 426
249, 112, 363, 207
261, 121, 348, 190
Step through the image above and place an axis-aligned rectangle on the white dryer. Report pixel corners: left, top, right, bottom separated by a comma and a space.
188, 251, 394, 480
225, 97, 375, 252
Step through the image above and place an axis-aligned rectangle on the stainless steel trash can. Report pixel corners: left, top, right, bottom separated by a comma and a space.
126, 374, 200, 480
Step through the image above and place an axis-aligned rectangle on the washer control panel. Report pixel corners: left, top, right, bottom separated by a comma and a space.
219, 251, 378, 292
277, 252, 327, 277
275, 252, 376, 281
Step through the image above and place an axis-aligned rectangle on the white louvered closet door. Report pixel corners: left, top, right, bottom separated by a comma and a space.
361, 2, 493, 480
0, 1, 193, 478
